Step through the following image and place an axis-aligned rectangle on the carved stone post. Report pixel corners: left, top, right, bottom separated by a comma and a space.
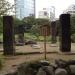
50, 21, 57, 44
3, 16, 15, 55
59, 14, 71, 52
17, 25, 25, 45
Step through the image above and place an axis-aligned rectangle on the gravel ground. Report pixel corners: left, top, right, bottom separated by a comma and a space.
0, 42, 75, 75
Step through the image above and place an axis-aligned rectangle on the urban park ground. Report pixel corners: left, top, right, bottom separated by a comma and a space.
0, 42, 75, 75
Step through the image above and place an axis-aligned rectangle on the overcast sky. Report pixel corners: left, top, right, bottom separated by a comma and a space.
8, 0, 75, 18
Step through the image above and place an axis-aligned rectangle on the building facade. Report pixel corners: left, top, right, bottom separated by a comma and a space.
38, 8, 49, 19
50, 6, 55, 21
15, 0, 35, 19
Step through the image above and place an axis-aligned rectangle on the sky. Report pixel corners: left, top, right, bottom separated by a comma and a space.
7, 0, 75, 18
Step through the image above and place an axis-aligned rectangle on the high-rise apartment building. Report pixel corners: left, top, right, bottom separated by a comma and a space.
38, 8, 49, 19
15, 0, 35, 19
50, 6, 55, 21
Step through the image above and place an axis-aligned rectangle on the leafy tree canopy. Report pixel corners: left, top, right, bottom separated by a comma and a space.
14, 18, 24, 27
35, 18, 50, 26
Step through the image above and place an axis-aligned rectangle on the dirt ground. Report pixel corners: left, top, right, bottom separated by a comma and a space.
0, 42, 75, 75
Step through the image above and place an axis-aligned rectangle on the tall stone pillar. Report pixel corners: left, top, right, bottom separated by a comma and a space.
17, 25, 25, 45
50, 21, 57, 44
3, 16, 15, 55
18, 33, 24, 44
59, 14, 71, 52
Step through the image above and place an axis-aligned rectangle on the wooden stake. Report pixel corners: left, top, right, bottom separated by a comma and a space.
44, 35, 46, 60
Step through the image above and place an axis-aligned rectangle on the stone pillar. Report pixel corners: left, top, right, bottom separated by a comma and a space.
18, 33, 24, 44
50, 21, 57, 44
17, 25, 25, 45
59, 14, 71, 52
3, 16, 15, 55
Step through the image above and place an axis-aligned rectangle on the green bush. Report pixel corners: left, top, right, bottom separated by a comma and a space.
71, 34, 75, 43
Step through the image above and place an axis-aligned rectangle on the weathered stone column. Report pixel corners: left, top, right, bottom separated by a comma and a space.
59, 14, 71, 52
3, 16, 15, 55
50, 21, 57, 44
18, 33, 24, 44
17, 25, 25, 45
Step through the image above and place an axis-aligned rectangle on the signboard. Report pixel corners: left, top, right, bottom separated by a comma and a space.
40, 25, 50, 36
40, 25, 50, 59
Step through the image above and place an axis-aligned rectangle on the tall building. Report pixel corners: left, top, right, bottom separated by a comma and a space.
38, 8, 49, 19
15, 0, 35, 19
50, 6, 55, 21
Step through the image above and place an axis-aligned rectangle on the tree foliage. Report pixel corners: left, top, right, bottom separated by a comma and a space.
0, 0, 14, 16
29, 18, 50, 41
30, 24, 39, 35
23, 16, 50, 26
35, 18, 50, 26
23, 16, 50, 33
23, 15, 36, 26
14, 18, 24, 27
0, 0, 15, 33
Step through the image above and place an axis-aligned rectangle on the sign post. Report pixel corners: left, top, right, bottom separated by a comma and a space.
40, 25, 50, 60
44, 35, 46, 59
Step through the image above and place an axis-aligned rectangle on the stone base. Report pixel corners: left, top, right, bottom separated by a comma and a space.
50, 43, 57, 47
31, 44, 41, 49
16, 43, 25, 46
58, 51, 75, 55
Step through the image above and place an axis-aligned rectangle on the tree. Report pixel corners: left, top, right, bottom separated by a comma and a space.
30, 24, 40, 41
0, 0, 15, 16
22, 15, 36, 33
0, 0, 15, 33
30, 18, 50, 41
23, 15, 36, 26
14, 18, 24, 27
35, 18, 50, 26
23, 16, 50, 35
